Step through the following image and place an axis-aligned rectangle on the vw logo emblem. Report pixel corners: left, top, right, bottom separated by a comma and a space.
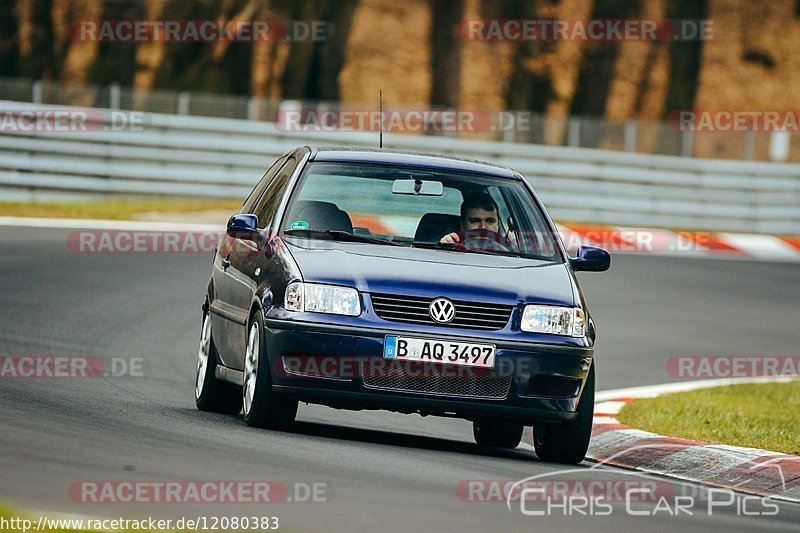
429, 297, 456, 324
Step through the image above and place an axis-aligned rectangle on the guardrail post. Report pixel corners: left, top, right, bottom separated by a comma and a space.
109, 83, 121, 110
247, 96, 258, 120
567, 118, 580, 147
769, 131, 790, 161
744, 130, 755, 161
624, 120, 637, 152
680, 129, 694, 157
32, 80, 42, 104
501, 124, 515, 143
178, 92, 190, 115
278, 100, 302, 130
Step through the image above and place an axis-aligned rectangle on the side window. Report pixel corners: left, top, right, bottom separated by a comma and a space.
253, 156, 297, 229
239, 156, 287, 214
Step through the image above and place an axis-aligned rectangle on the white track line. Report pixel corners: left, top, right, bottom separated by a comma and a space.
596, 375, 799, 402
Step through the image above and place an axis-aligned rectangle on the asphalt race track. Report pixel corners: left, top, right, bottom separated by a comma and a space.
1, 225, 798, 532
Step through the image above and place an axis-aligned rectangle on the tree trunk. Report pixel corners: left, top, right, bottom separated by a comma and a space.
0, 0, 19, 75
280, 0, 359, 101
428, 0, 464, 108
60, 0, 103, 84
663, 0, 708, 115
570, 0, 642, 118
132, 0, 170, 91
15, 0, 56, 79
313, 0, 359, 101
280, 0, 320, 99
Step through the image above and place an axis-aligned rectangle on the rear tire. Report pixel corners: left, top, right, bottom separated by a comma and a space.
195, 313, 243, 415
473, 418, 524, 448
242, 309, 298, 429
533, 363, 595, 464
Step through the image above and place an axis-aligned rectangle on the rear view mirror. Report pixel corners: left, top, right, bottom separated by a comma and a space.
226, 214, 260, 241
392, 179, 443, 196
570, 246, 611, 272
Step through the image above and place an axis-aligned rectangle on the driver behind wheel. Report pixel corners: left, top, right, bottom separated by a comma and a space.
440, 192, 505, 246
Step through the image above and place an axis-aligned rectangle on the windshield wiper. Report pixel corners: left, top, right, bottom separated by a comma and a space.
409, 240, 525, 258
283, 229, 400, 246
407, 241, 461, 251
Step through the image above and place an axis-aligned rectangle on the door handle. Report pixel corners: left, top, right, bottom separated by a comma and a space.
221, 257, 231, 269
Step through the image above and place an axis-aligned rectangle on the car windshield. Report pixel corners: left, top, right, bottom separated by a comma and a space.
281, 161, 563, 262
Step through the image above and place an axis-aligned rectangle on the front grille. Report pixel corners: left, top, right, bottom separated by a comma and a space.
362, 363, 512, 399
524, 375, 581, 398
370, 293, 513, 330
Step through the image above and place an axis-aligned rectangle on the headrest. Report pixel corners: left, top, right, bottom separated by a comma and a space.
414, 213, 461, 242
290, 200, 353, 233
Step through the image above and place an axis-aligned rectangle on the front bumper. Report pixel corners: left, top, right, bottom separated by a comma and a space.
262, 317, 593, 425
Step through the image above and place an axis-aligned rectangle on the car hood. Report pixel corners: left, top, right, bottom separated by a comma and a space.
283, 238, 575, 307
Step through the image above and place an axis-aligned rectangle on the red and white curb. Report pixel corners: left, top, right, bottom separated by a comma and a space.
556, 223, 800, 262
589, 378, 800, 503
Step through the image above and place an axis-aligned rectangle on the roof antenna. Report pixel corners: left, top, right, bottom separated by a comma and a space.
379, 90, 383, 148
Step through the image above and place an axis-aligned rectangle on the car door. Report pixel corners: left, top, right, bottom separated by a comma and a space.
215, 156, 299, 369
211, 156, 287, 368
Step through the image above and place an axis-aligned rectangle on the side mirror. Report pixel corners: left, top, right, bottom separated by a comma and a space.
226, 214, 260, 241
570, 245, 611, 272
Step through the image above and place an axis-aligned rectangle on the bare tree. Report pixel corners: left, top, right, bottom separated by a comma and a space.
280, 0, 360, 101
570, 0, 642, 117
15, 0, 56, 78
501, 0, 554, 114
428, 0, 465, 108
0, 0, 19, 75
663, 0, 708, 116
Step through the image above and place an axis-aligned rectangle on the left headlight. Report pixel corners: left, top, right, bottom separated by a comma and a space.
521, 305, 585, 337
284, 282, 361, 316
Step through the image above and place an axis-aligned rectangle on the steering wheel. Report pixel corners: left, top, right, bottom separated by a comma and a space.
461, 229, 511, 253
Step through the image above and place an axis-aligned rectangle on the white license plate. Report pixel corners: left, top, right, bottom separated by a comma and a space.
383, 336, 496, 368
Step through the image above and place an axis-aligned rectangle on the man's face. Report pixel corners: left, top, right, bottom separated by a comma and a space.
463, 207, 499, 232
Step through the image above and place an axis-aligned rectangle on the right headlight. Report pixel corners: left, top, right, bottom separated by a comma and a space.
284, 282, 361, 316
521, 305, 585, 337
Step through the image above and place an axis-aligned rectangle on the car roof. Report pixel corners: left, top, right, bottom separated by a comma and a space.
306, 146, 519, 179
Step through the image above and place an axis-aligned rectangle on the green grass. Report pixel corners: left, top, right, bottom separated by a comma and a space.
0, 199, 241, 220
617, 381, 800, 455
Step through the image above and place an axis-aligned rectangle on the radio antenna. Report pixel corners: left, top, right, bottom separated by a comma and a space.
379, 90, 383, 148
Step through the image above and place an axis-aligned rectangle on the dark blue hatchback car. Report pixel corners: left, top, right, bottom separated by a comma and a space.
196, 146, 610, 464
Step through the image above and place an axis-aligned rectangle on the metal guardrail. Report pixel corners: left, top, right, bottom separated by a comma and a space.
5, 76, 800, 162
0, 100, 798, 234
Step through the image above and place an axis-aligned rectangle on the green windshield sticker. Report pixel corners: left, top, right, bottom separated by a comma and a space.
290, 220, 309, 230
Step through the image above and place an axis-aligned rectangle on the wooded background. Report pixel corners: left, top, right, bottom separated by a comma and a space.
1, 0, 797, 124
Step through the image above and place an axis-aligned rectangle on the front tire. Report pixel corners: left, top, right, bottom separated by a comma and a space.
533, 363, 595, 464
195, 313, 243, 415
473, 418, 524, 448
242, 309, 298, 429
